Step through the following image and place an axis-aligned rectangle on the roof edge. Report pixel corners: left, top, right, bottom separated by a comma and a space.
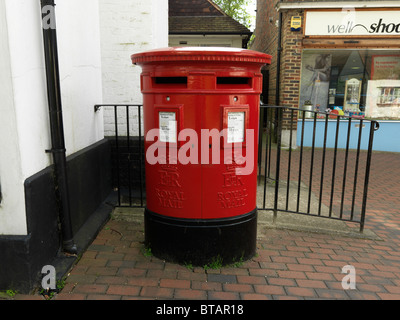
207, 0, 228, 16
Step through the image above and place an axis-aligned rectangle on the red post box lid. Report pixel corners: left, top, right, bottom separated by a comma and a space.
131, 47, 271, 65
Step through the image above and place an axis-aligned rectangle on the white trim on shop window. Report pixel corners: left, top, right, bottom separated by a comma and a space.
277, 1, 400, 11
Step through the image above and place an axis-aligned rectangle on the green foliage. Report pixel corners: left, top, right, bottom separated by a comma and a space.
0, 289, 17, 299
213, 0, 253, 29
184, 262, 194, 271
39, 278, 66, 300
203, 255, 224, 270
142, 245, 153, 257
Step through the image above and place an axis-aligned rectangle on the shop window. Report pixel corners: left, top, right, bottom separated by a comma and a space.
299, 49, 400, 119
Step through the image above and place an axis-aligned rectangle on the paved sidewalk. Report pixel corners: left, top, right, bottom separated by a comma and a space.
14, 151, 400, 300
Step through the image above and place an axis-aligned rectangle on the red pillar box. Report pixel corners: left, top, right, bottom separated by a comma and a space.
131, 47, 271, 265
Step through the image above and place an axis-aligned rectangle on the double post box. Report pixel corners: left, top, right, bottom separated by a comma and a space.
131, 47, 271, 265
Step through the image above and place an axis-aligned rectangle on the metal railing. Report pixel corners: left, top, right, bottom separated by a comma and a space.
258, 105, 379, 232
96, 103, 378, 232
95, 104, 145, 207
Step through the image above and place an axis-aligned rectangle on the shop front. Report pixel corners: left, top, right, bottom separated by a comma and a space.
301, 9, 400, 120
253, 3, 400, 152
301, 8, 400, 152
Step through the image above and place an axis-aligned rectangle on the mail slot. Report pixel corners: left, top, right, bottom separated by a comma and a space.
131, 47, 271, 265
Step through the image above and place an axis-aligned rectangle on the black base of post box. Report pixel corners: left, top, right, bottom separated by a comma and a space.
144, 208, 257, 266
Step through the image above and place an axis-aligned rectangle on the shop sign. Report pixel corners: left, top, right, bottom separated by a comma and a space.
291, 16, 302, 31
305, 10, 400, 36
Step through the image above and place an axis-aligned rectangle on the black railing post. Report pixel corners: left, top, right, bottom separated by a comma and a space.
138, 106, 144, 207
114, 106, 121, 206
360, 120, 379, 232
273, 107, 283, 223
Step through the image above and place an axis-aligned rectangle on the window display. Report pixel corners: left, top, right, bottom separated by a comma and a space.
299, 49, 400, 119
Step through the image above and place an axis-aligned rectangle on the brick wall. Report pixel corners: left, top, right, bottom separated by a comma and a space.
252, 1, 304, 130
280, 10, 304, 130
251, 0, 280, 105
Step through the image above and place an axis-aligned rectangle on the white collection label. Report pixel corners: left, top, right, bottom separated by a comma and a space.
159, 112, 177, 143
227, 112, 245, 143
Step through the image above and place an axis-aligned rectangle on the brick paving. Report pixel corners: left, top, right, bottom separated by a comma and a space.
12, 151, 400, 300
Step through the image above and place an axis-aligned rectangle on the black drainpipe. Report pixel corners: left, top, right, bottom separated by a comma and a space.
40, 0, 77, 254
275, 11, 282, 106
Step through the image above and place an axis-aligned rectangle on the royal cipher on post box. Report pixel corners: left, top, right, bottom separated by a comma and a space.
131, 47, 271, 265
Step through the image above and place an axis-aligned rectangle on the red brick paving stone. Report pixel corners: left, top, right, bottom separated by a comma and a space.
74, 284, 108, 294
277, 270, 307, 280
297, 258, 325, 266
314, 289, 350, 300
191, 280, 222, 291
106, 285, 141, 296
259, 261, 288, 271
274, 295, 302, 300
223, 283, 253, 293
241, 293, 270, 300
146, 269, 178, 279
254, 284, 285, 296
207, 291, 240, 300
356, 283, 386, 293
346, 291, 380, 300
271, 255, 298, 264
135, 261, 165, 270
296, 279, 327, 289
305, 272, 335, 281
95, 252, 125, 261
325, 281, 347, 291
285, 287, 316, 298
78, 257, 108, 267
177, 270, 207, 281
140, 287, 174, 299
117, 267, 147, 277
248, 268, 277, 277
377, 293, 400, 300
68, 265, 88, 275
286, 263, 315, 272
160, 279, 191, 289
314, 265, 341, 274
65, 274, 97, 284
96, 276, 127, 285
174, 289, 207, 300
220, 267, 249, 276
236, 275, 267, 285
55, 293, 87, 300
127, 278, 159, 287
13, 294, 44, 300
87, 294, 121, 300
86, 266, 119, 276
384, 285, 400, 294
267, 277, 297, 287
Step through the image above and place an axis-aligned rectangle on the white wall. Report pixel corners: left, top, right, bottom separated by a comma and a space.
0, 0, 166, 235
0, 0, 27, 235
56, 0, 104, 155
0, 0, 104, 235
0, 0, 51, 235
99, 0, 168, 136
